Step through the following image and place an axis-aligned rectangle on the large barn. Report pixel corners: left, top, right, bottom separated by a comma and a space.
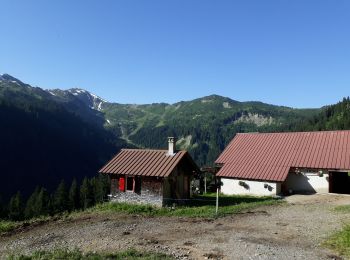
99, 137, 200, 206
216, 130, 350, 196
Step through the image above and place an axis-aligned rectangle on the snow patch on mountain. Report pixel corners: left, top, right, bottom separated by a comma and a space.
67, 88, 107, 111
48, 90, 57, 96
0, 74, 26, 86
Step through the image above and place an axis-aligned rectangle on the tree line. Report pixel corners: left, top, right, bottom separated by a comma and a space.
0, 175, 110, 221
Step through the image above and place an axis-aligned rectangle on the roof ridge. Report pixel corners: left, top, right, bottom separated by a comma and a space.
121, 148, 167, 152
121, 148, 187, 153
236, 129, 350, 135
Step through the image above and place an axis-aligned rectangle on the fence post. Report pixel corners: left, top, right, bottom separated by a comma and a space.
216, 187, 219, 215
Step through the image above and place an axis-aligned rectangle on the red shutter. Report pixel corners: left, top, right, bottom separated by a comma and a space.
119, 177, 125, 192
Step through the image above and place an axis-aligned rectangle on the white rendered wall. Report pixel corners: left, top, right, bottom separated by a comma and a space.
221, 178, 281, 196
283, 172, 329, 194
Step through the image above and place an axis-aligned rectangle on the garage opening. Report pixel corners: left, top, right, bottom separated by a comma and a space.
329, 171, 350, 194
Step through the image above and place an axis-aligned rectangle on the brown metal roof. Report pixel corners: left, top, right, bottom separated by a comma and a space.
215, 130, 350, 182
99, 149, 198, 177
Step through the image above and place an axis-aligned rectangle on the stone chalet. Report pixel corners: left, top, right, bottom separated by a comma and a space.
99, 137, 200, 207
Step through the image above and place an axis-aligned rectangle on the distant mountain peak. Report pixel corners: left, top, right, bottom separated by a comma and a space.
67, 88, 107, 110
0, 73, 26, 86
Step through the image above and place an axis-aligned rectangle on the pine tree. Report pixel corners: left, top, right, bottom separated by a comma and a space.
53, 180, 68, 213
93, 175, 110, 204
8, 191, 23, 221
80, 177, 93, 210
0, 194, 4, 219
36, 188, 50, 216
90, 177, 97, 205
68, 179, 80, 211
24, 186, 40, 219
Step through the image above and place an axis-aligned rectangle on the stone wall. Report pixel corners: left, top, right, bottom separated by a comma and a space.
110, 176, 119, 195
109, 177, 163, 207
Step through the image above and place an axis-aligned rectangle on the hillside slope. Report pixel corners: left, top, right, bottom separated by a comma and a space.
0, 76, 127, 199
1, 73, 339, 199
295, 97, 350, 131
103, 95, 319, 165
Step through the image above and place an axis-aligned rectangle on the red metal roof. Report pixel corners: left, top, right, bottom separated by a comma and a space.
216, 130, 350, 182
99, 149, 198, 177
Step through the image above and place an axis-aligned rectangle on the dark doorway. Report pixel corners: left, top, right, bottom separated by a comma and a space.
329, 171, 350, 194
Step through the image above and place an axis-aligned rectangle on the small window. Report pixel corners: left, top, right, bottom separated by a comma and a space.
126, 177, 134, 191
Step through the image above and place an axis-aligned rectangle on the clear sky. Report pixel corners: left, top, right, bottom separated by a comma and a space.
1, 0, 349, 108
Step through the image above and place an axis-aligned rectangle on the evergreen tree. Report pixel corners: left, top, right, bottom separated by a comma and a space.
24, 186, 40, 219
0, 194, 5, 219
53, 180, 68, 213
90, 177, 97, 205
80, 177, 93, 209
36, 188, 50, 216
93, 175, 110, 204
68, 179, 80, 211
8, 191, 23, 221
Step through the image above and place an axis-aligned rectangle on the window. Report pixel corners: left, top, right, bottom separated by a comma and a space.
126, 177, 134, 191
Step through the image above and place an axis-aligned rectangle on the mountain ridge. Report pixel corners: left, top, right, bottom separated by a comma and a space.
0, 73, 321, 167
0, 73, 348, 200
0, 73, 319, 109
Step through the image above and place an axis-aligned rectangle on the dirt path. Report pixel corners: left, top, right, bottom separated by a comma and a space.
1, 194, 349, 259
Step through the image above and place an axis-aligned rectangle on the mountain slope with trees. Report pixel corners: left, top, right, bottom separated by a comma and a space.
103, 95, 319, 165
288, 97, 350, 132
1, 73, 348, 202
0, 76, 128, 200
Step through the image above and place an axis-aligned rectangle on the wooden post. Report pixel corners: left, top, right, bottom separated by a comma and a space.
215, 187, 219, 215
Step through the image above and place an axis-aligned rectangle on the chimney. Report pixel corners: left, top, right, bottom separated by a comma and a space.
168, 137, 177, 155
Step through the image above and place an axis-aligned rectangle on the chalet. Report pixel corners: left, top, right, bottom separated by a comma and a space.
99, 137, 200, 206
216, 130, 350, 196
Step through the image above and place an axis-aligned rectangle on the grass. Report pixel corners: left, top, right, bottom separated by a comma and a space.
7, 248, 173, 260
91, 194, 281, 218
0, 215, 59, 235
0, 221, 18, 233
324, 224, 350, 258
325, 204, 350, 257
334, 205, 350, 213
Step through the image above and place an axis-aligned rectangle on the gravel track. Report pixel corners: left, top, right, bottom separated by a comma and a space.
0, 194, 349, 259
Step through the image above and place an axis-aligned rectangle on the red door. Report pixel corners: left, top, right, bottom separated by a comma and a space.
119, 177, 125, 192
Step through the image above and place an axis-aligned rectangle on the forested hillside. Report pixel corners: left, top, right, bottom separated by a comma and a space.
1, 73, 348, 201
292, 97, 350, 131
0, 78, 127, 200
103, 95, 319, 165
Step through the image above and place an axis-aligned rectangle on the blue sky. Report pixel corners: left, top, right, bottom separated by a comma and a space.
1, 0, 349, 108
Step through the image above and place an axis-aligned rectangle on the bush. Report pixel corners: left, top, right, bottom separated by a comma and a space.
0, 220, 18, 234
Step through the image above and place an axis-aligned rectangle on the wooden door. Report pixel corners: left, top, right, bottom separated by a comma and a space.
119, 177, 125, 192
